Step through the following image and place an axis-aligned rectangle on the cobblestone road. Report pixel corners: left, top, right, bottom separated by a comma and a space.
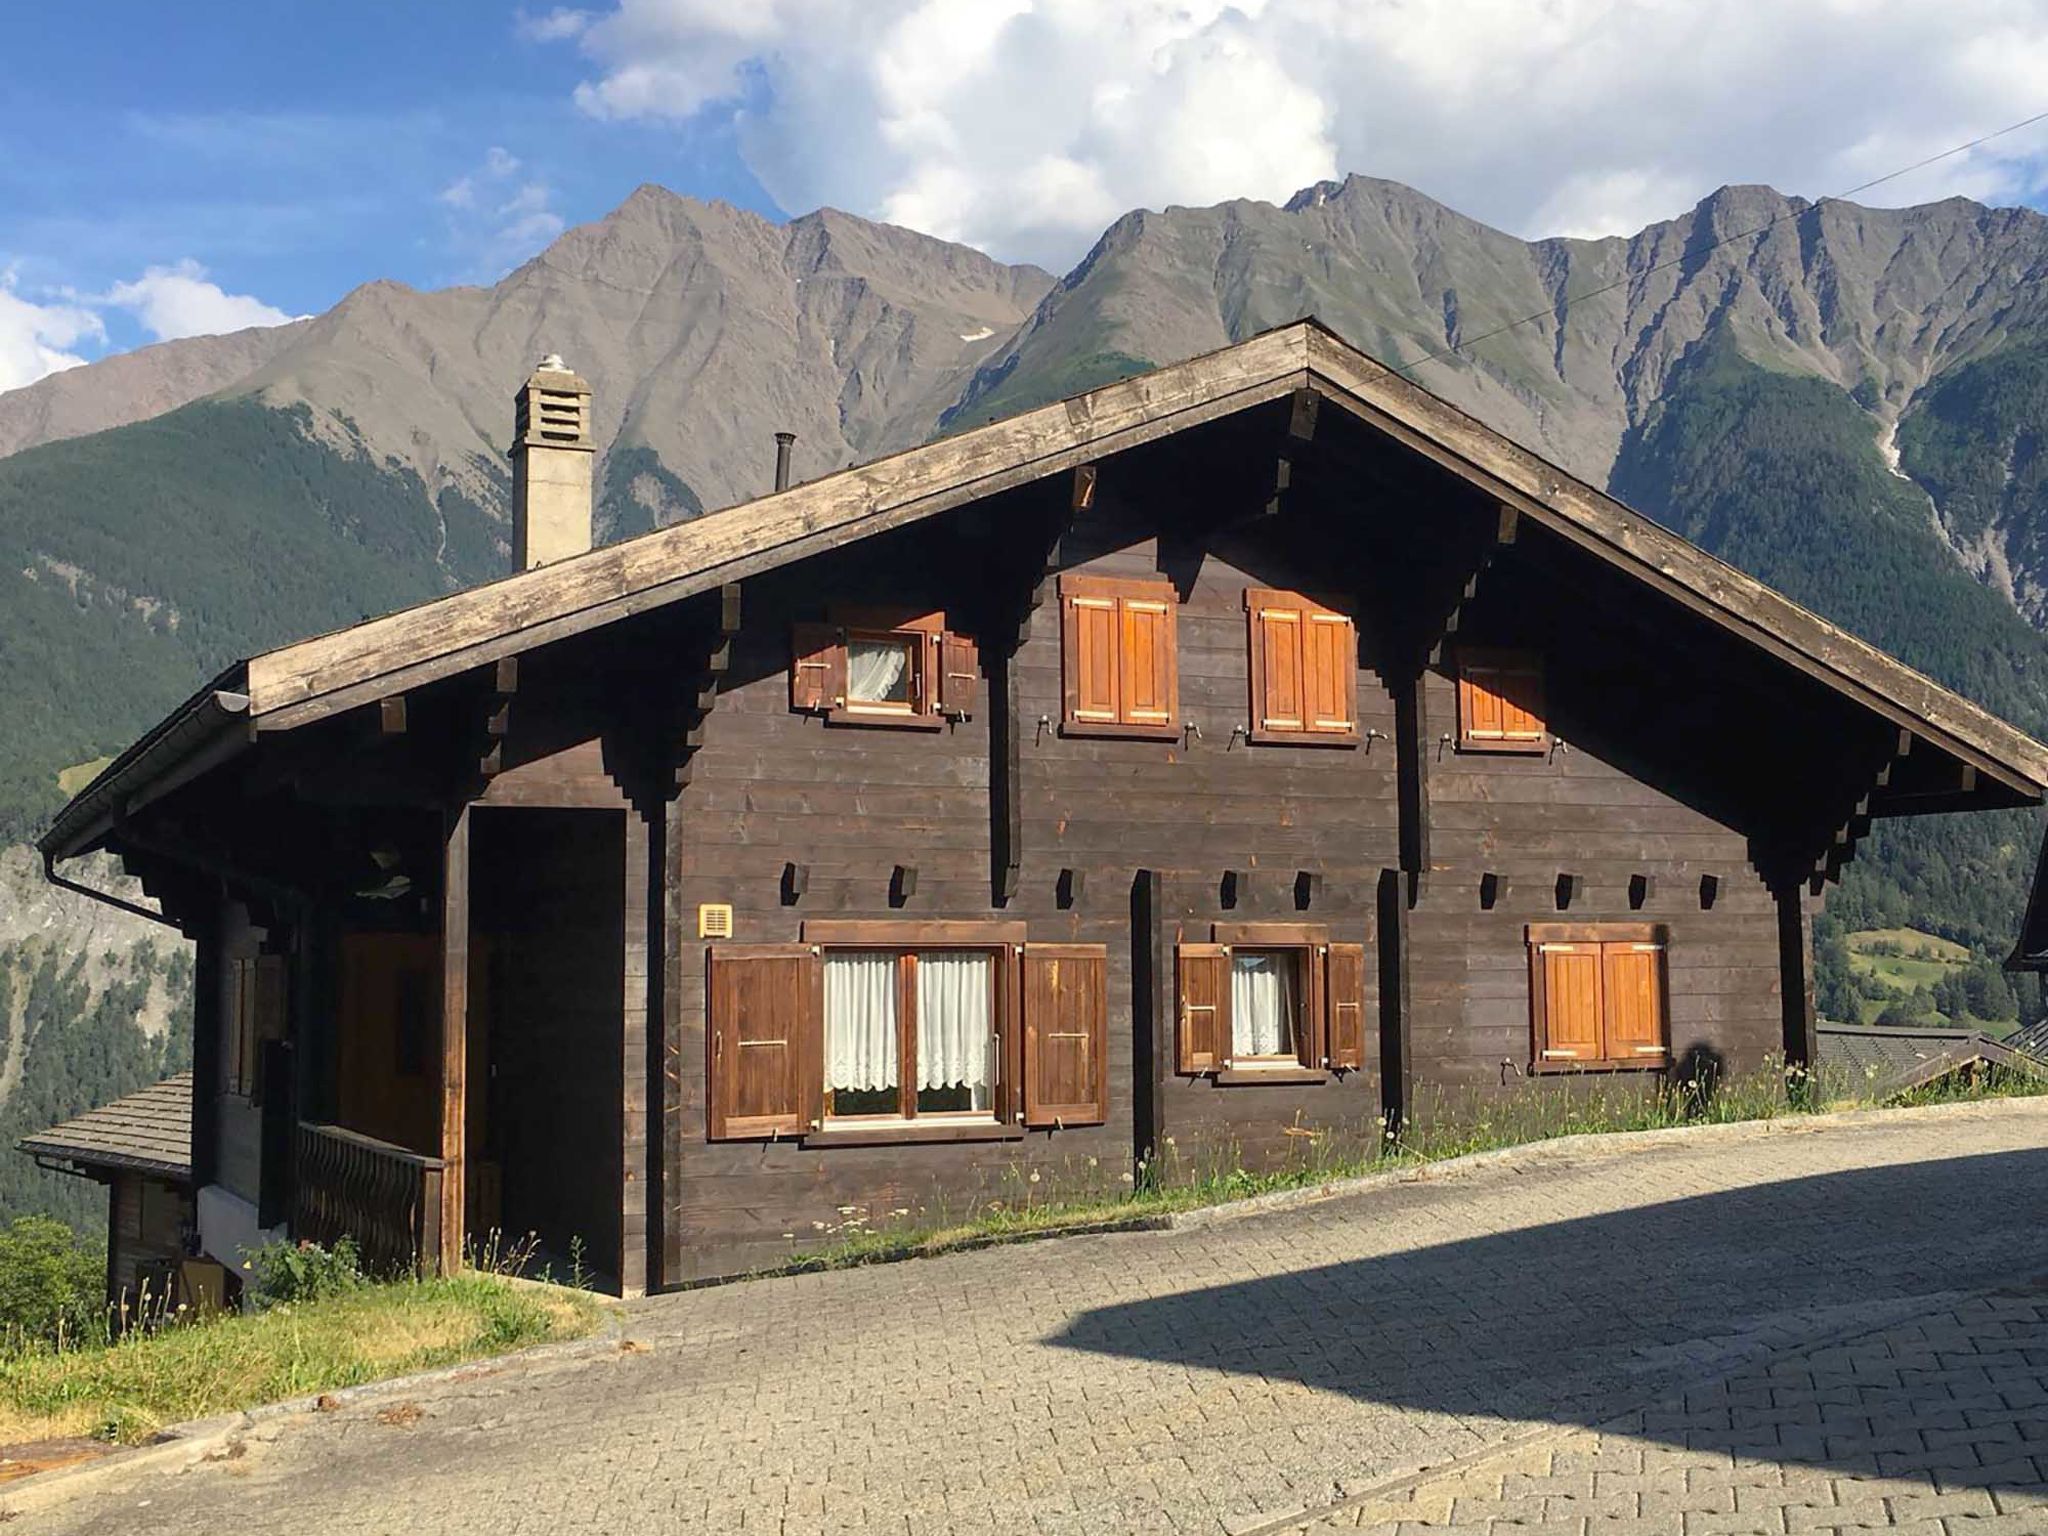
20, 1101, 2048, 1536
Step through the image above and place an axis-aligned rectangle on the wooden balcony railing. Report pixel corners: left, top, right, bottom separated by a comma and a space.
294, 1122, 445, 1277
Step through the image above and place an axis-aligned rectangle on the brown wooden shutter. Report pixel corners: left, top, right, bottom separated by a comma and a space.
1497, 662, 1546, 742
1175, 943, 1229, 1074
1601, 940, 1667, 1063
1326, 942, 1367, 1070
1461, 652, 1545, 746
1253, 603, 1304, 732
1021, 944, 1107, 1126
1304, 612, 1357, 734
1536, 942, 1602, 1063
1065, 590, 1120, 724
939, 631, 979, 719
227, 958, 251, 1096
790, 624, 846, 712
708, 945, 820, 1139
1119, 593, 1176, 728
1461, 667, 1507, 742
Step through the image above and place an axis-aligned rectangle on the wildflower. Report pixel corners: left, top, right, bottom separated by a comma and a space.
1028, 1170, 1042, 1184
1086, 1156, 1098, 1168
1120, 1172, 1135, 1184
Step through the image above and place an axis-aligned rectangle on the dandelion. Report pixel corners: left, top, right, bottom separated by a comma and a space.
1086, 1156, 1098, 1168
1028, 1170, 1042, 1184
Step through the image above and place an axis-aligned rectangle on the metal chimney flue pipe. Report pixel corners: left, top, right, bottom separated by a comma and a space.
773, 431, 796, 493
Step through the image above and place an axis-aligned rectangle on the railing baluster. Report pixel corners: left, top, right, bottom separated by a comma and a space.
293, 1122, 449, 1276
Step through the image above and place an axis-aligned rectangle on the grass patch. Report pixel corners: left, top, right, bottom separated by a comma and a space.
53, 757, 112, 798
764, 1056, 2044, 1279
1846, 927, 1971, 962
0, 1271, 599, 1446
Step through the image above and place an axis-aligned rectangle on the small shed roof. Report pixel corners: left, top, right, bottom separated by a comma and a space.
1816, 1022, 2042, 1100
17, 1073, 193, 1182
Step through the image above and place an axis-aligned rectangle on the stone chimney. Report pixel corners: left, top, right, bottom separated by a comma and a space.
509, 354, 594, 570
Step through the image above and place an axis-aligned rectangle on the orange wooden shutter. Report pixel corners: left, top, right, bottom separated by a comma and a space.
1022, 944, 1108, 1126
1254, 604, 1304, 731
1119, 592, 1176, 728
1497, 663, 1545, 741
939, 631, 979, 718
1326, 942, 1367, 1070
1537, 943, 1602, 1063
1065, 591, 1120, 724
1304, 612, 1356, 734
790, 624, 845, 712
1175, 943, 1229, 1074
1462, 654, 1545, 744
708, 945, 820, 1139
1601, 941, 1667, 1063
1461, 667, 1508, 741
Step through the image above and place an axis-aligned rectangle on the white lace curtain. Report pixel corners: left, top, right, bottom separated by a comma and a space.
847, 639, 911, 704
917, 950, 991, 1109
824, 950, 991, 1108
1231, 951, 1297, 1058
825, 952, 897, 1092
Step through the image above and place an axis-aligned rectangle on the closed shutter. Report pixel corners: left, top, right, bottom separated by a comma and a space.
1304, 612, 1357, 734
1461, 653, 1545, 746
1601, 941, 1667, 1062
939, 631, 979, 719
1021, 944, 1108, 1127
1537, 943, 1603, 1063
1326, 942, 1367, 1070
791, 624, 845, 712
1254, 605, 1304, 731
1119, 594, 1175, 728
1175, 943, 1229, 1074
708, 945, 820, 1139
1066, 591, 1120, 723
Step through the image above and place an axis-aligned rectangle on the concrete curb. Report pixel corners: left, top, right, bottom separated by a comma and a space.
0, 1308, 633, 1519
1166, 1093, 2048, 1232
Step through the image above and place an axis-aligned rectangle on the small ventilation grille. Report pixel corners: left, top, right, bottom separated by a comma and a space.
698, 903, 735, 940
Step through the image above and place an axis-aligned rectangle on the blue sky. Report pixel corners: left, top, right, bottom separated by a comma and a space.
5, 1, 2047, 390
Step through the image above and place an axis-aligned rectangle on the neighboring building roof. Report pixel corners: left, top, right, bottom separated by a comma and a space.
39, 319, 2048, 862
1816, 1022, 2044, 1099
2006, 1017, 2048, 1063
17, 1073, 193, 1182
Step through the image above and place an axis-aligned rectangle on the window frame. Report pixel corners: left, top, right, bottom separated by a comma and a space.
226, 954, 286, 1102
1525, 921, 1671, 1073
805, 919, 1026, 1129
1058, 572, 1181, 741
1244, 587, 1361, 747
1177, 922, 1341, 1083
791, 608, 954, 731
1456, 647, 1549, 754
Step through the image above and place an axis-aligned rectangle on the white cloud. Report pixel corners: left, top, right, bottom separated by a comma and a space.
438, 148, 567, 279
99, 260, 296, 342
517, 7, 592, 42
0, 271, 104, 392
543, 0, 2048, 269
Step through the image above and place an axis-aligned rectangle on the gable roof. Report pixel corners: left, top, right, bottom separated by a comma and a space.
40, 320, 2048, 861
17, 1073, 192, 1182
1817, 1022, 2044, 1099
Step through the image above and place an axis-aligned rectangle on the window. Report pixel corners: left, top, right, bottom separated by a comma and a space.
1245, 588, 1358, 744
226, 955, 286, 1100
707, 925, 1109, 1139
1457, 648, 1547, 752
1175, 925, 1368, 1078
1526, 924, 1669, 1071
823, 949, 995, 1120
791, 610, 978, 727
1059, 573, 1179, 739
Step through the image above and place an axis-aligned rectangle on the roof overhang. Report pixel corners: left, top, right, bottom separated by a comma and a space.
38, 319, 2048, 863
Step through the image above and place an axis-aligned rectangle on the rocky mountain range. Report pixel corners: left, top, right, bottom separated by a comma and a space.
3, 173, 2048, 1220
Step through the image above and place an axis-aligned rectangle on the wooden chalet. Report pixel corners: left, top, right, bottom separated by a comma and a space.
40, 322, 2048, 1292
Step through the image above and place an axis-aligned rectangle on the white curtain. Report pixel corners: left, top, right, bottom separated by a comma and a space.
916, 951, 992, 1109
1231, 952, 1297, 1058
825, 952, 898, 1092
847, 639, 911, 704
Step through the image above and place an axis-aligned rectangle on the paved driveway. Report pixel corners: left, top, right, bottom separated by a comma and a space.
21, 1101, 2048, 1535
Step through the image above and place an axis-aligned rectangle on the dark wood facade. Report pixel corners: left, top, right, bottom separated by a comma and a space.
42, 324, 2048, 1292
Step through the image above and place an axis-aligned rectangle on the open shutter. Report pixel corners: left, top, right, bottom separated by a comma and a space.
790, 624, 845, 712
1601, 941, 1667, 1063
708, 945, 820, 1139
1119, 593, 1176, 728
1253, 604, 1304, 732
1326, 942, 1367, 1070
227, 958, 251, 1096
249, 955, 287, 1106
940, 631, 979, 719
1304, 612, 1357, 735
1021, 944, 1107, 1126
1175, 943, 1229, 1074
1065, 591, 1120, 724
1536, 943, 1602, 1064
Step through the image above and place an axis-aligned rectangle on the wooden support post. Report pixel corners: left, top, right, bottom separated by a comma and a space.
1392, 669, 1430, 891
190, 910, 223, 1190
1131, 870, 1167, 1175
1773, 877, 1817, 1086
438, 805, 471, 1277
1376, 868, 1412, 1133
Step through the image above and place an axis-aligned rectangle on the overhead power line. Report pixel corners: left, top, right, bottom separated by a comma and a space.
1390, 107, 2048, 377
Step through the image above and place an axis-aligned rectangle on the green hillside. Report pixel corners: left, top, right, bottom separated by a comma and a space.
0, 398, 502, 842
